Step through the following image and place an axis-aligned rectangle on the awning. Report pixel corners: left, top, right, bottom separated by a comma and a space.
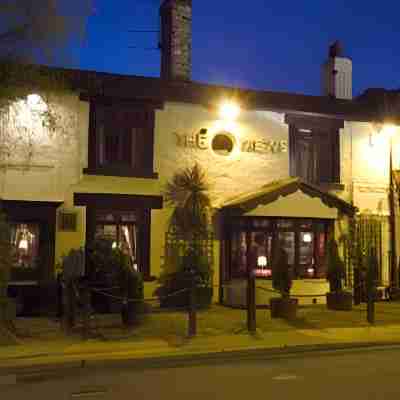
220, 177, 357, 218
71, 175, 163, 209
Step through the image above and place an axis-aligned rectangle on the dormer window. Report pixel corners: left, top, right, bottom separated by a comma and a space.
84, 100, 158, 179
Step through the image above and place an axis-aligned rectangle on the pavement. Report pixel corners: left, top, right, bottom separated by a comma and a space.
2, 304, 400, 377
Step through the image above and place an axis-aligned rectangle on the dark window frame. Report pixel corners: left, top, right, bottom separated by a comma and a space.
285, 114, 343, 185
84, 97, 160, 179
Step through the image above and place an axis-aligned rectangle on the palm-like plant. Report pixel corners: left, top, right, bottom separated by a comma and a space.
164, 163, 211, 241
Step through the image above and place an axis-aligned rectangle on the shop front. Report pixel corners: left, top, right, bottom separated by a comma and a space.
219, 178, 356, 307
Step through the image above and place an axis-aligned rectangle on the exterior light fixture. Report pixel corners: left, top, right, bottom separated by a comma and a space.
302, 233, 313, 243
219, 101, 241, 121
112, 241, 118, 249
382, 124, 397, 138
26, 94, 47, 112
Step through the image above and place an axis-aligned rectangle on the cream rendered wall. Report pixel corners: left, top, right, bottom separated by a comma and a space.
244, 190, 338, 219
152, 102, 289, 297
0, 92, 90, 275
338, 121, 400, 284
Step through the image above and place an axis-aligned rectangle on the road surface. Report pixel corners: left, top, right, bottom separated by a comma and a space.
3, 347, 400, 399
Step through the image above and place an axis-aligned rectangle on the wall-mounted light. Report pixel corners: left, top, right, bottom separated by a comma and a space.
219, 101, 241, 121
112, 241, 118, 249
26, 94, 47, 112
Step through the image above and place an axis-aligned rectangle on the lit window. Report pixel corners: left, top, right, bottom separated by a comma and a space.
10, 223, 40, 269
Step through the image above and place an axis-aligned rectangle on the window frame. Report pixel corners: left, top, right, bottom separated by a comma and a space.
285, 114, 343, 186
84, 97, 161, 179
226, 217, 331, 280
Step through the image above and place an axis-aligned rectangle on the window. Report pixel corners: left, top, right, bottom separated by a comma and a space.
10, 223, 40, 269
85, 101, 156, 178
95, 211, 139, 271
286, 115, 342, 185
58, 212, 77, 232
228, 218, 329, 279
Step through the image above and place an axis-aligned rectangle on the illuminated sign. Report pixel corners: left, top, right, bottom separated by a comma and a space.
174, 129, 288, 155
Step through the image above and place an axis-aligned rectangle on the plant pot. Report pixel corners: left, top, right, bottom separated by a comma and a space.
160, 286, 213, 309
0, 297, 16, 324
326, 291, 353, 311
270, 297, 298, 320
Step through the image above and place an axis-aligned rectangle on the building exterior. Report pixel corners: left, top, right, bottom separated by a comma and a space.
1, 0, 400, 312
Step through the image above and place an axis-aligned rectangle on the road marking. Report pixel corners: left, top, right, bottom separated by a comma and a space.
272, 374, 299, 381
0, 375, 17, 385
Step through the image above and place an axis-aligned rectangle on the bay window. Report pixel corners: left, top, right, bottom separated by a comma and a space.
228, 218, 330, 280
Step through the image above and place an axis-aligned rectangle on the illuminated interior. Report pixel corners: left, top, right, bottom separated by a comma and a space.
10, 223, 40, 269
229, 218, 328, 279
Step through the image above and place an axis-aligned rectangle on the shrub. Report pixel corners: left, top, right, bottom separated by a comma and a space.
87, 238, 144, 325
272, 246, 292, 298
326, 239, 346, 293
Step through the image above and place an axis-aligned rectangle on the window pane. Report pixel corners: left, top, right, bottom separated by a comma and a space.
250, 232, 273, 278
10, 224, 40, 269
298, 232, 315, 278
252, 219, 270, 229
278, 232, 295, 266
315, 232, 327, 278
276, 219, 294, 229
231, 231, 247, 278
96, 224, 117, 241
299, 219, 313, 230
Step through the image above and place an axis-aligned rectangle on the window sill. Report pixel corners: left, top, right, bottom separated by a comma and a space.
83, 167, 158, 179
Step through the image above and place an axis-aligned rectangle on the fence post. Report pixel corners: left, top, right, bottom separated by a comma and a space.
367, 249, 377, 325
247, 271, 256, 334
188, 273, 197, 337
81, 282, 91, 340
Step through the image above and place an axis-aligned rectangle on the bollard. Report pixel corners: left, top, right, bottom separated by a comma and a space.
188, 275, 197, 338
81, 283, 91, 340
366, 249, 378, 325
247, 272, 256, 333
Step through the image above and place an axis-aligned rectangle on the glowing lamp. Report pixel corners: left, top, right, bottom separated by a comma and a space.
302, 233, 313, 243
382, 124, 397, 138
19, 239, 28, 250
257, 256, 267, 267
112, 241, 118, 249
219, 101, 241, 121
307, 267, 315, 274
27, 94, 47, 112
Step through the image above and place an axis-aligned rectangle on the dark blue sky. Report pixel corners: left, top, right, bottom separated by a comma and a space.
74, 0, 400, 97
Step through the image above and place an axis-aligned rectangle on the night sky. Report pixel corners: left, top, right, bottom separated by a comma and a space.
74, 0, 400, 97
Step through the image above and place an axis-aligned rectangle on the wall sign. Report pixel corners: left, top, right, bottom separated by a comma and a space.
174, 129, 288, 155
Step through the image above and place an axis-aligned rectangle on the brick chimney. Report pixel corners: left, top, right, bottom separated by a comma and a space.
159, 0, 192, 81
322, 41, 353, 100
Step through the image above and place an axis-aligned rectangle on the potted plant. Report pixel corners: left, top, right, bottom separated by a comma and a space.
270, 246, 298, 319
157, 163, 214, 309
326, 239, 353, 310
